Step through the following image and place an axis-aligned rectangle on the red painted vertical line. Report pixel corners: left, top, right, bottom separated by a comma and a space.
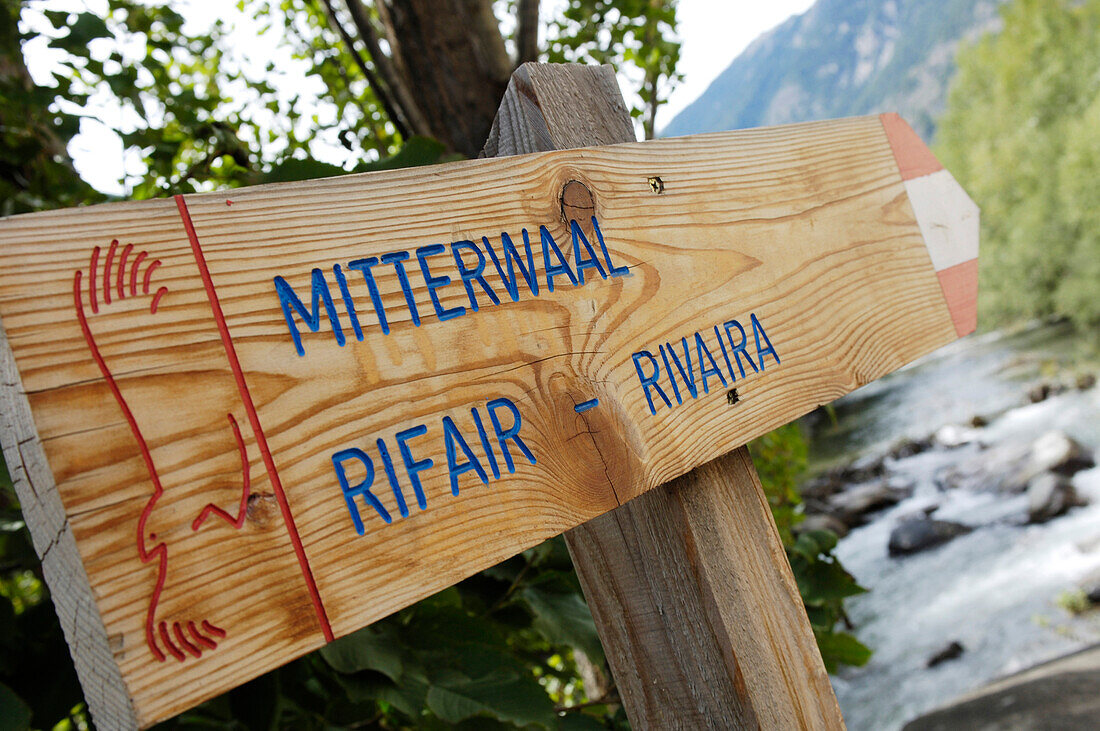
173, 194, 334, 642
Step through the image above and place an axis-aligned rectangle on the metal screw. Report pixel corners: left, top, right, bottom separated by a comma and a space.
648, 176, 664, 194
726, 388, 740, 406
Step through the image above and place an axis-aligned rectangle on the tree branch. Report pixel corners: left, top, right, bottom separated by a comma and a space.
515, 0, 540, 66
460, 0, 514, 82
318, 0, 411, 139
345, 0, 433, 136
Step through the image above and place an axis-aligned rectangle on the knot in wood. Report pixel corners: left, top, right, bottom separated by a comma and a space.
560, 180, 596, 225
246, 492, 278, 527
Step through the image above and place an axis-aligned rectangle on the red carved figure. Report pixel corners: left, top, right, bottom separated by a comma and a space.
73, 241, 251, 662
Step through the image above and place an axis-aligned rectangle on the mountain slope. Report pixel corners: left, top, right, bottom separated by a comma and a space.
663, 0, 1003, 141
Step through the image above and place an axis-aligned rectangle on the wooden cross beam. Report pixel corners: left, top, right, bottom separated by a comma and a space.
0, 63, 977, 728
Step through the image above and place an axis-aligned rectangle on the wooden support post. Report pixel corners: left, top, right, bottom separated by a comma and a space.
483, 63, 845, 729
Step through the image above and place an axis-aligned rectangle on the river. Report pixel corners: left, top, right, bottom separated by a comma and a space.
805, 321, 1100, 729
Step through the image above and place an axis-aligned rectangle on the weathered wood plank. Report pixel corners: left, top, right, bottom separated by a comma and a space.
0, 319, 140, 728
570, 450, 845, 728
0, 62, 975, 725
488, 62, 843, 728
0, 200, 328, 727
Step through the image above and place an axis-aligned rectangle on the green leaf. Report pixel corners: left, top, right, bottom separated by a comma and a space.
404, 605, 501, 658
803, 529, 838, 553
803, 605, 833, 631
355, 136, 450, 172
0, 682, 31, 731
1, 452, 12, 490
260, 157, 347, 184
519, 585, 605, 665
559, 712, 608, 730
226, 672, 277, 731
318, 625, 402, 680
814, 630, 872, 673
55, 12, 112, 53
425, 669, 556, 728
795, 557, 867, 605
335, 671, 428, 718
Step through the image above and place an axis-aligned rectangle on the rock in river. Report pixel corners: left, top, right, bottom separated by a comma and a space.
1003, 431, 1094, 493
796, 513, 850, 538
827, 479, 913, 527
934, 424, 983, 448
1027, 473, 1084, 524
1031, 431, 1095, 476
926, 641, 965, 668
888, 436, 934, 460
1077, 567, 1100, 605
888, 517, 972, 556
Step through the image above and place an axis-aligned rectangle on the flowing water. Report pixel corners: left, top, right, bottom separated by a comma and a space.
807, 321, 1100, 729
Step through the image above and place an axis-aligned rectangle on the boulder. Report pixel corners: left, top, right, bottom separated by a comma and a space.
1077, 373, 1097, 391
889, 436, 934, 460
1027, 473, 1084, 524
934, 442, 1022, 492
888, 518, 972, 556
1031, 431, 1094, 476
1028, 382, 1051, 403
926, 641, 965, 668
903, 645, 1100, 730
894, 502, 941, 523
800, 474, 843, 500
1077, 568, 1100, 605
848, 454, 887, 482
934, 424, 982, 448
1028, 381, 1066, 403
1003, 431, 1094, 494
800, 454, 887, 499
796, 513, 849, 538
827, 480, 912, 526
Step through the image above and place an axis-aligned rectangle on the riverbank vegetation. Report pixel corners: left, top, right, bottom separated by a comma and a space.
937, 0, 1100, 334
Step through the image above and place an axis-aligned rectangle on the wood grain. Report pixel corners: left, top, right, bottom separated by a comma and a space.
490, 63, 843, 728
0, 64, 971, 725
569, 450, 844, 728
0, 320, 139, 728
0, 200, 324, 726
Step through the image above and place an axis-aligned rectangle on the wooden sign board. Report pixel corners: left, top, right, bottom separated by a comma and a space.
0, 113, 977, 727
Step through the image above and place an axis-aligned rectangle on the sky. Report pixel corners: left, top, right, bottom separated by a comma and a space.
661, 0, 815, 125
21, 0, 817, 195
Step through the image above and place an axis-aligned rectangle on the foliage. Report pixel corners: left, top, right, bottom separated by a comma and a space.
0, 0, 103, 215
0, 463, 89, 729
150, 539, 625, 730
936, 0, 1100, 332
1055, 589, 1091, 616
545, 0, 682, 139
749, 424, 870, 673
24, 0, 419, 199
1, 1, 864, 727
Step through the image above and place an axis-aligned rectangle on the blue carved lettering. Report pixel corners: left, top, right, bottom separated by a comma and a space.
417, 244, 466, 322
487, 397, 536, 473
632, 350, 671, 415
274, 268, 345, 357
332, 448, 390, 534
442, 415, 488, 496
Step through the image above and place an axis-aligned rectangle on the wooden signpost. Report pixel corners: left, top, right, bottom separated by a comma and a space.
0, 63, 977, 729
